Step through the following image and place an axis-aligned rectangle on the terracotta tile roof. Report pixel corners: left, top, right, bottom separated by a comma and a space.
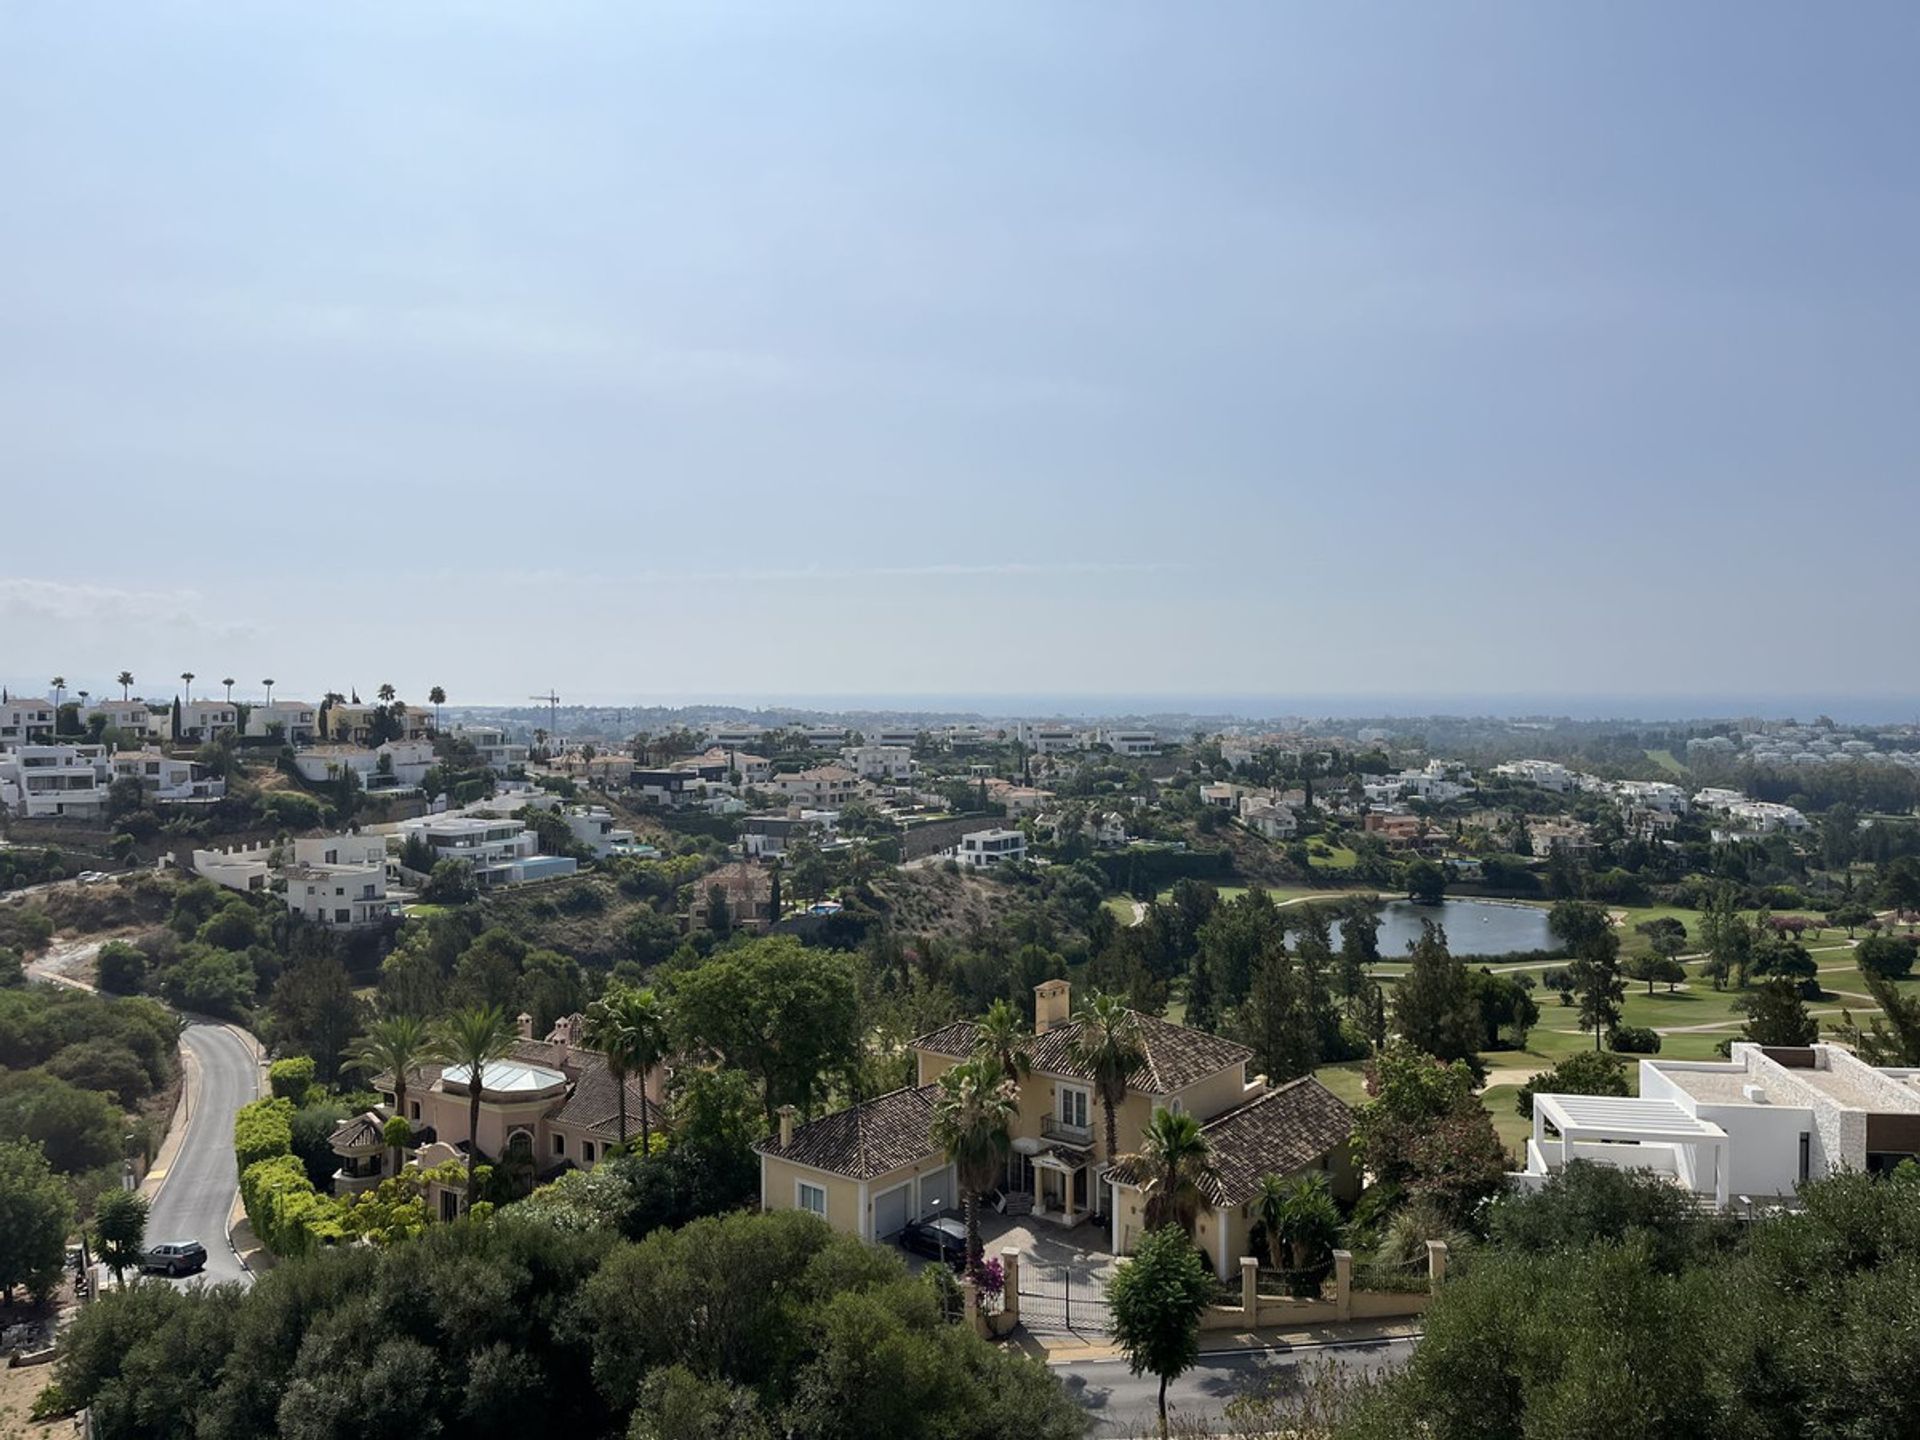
752, 1084, 941, 1180
1108, 1076, 1353, 1207
911, 1012, 1252, 1095
550, 1055, 658, 1142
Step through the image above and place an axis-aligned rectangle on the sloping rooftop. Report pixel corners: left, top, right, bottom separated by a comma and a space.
1105, 1076, 1353, 1206
752, 1084, 941, 1180
912, 1012, 1252, 1096
328, 1112, 387, 1151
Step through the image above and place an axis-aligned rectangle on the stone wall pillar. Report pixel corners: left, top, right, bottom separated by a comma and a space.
962, 1277, 982, 1337
1426, 1240, 1449, 1292
1332, 1249, 1353, 1321
1240, 1254, 1259, 1314
1001, 1248, 1021, 1326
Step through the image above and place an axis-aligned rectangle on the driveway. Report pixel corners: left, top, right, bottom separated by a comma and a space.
1057, 1336, 1416, 1437
143, 1022, 262, 1289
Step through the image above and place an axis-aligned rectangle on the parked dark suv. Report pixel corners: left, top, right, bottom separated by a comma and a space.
141, 1241, 208, 1277
896, 1212, 970, 1270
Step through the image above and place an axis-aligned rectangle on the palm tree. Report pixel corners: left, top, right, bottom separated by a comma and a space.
378, 682, 397, 704
346, 1015, 440, 1170
180, 671, 195, 704
581, 983, 669, 1152
1252, 1172, 1342, 1294
262, 679, 275, 704
428, 685, 447, 731
973, 998, 1032, 1082
433, 1006, 517, 1211
221, 677, 236, 703
117, 671, 134, 701
50, 677, 66, 708
929, 1056, 1019, 1266
1070, 990, 1145, 1216
1127, 1107, 1215, 1238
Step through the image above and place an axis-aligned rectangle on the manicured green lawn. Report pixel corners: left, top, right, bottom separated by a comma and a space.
1479, 1084, 1533, 1163
1308, 845, 1361, 871
1312, 1061, 1372, 1109
1645, 748, 1688, 777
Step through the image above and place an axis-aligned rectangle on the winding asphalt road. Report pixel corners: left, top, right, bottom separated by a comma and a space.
1057, 1337, 1415, 1436
144, 1022, 261, 1288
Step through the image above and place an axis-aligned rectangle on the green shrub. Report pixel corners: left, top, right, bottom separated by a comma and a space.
268, 1055, 316, 1105
1608, 1025, 1662, 1054
233, 1096, 295, 1172
239, 1152, 342, 1258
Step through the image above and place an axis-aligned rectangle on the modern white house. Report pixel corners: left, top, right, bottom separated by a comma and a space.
0, 700, 59, 746
178, 701, 240, 743
453, 724, 530, 773
1013, 722, 1084, 755
1100, 728, 1159, 756
952, 828, 1027, 868
706, 724, 770, 749
563, 805, 640, 858
244, 701, 320, 745
0, 743, 111, 819
1513, 1043, 1920, 1207
109, 750, 226, 803
398, 815, 578, 888
286, 848, 392, 929
1493, 759, 1581, 793
1611, 780, 1689, 816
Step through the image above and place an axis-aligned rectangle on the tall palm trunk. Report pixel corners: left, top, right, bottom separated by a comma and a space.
639, 1087, 650, 1155
615, 1067, 629, 1147
465, 1087, 482, 1211
1101, 1085, 1121, 1215
964, 1189, 982, 1270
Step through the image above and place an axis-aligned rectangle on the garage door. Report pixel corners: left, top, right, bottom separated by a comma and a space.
918, 1168, 954, 1218
874, 1183, 911, 1239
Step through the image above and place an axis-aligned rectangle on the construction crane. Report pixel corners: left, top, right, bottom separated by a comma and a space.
530, 691, 559, 740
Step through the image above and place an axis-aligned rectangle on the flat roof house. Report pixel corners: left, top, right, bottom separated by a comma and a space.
952, 828, 1026, 868
178, 700, 240, 743
398, 815, 578, 888
1513, 1043, 1920, 1207
244, 701, 319, 745
82, 699, 163, 740
110, 750, 226, 803
0, 743, 111, 819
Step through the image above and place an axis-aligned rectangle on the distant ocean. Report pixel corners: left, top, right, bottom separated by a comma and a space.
521, 692, 1920, 725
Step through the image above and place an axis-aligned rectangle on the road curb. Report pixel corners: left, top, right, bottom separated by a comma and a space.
140, 1039, 202, 1209
1043, 1324, 1422, 1366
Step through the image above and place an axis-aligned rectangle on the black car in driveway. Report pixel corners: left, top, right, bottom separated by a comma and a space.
140, 1240, 208, 1277
897, 1211, 971, 1270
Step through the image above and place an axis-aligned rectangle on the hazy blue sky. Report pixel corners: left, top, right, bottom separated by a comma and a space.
4, 2, 1917, 710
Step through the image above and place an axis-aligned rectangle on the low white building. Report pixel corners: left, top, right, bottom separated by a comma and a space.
706, 724, 770, 749
0, 743, 111, 819
952, 828, 1027, 868
110, 750, 225, 803
869, 728, 922, 749
1514, 1044, 1920, 1208
1100, 728, 1159, 756
1611, 780, 1689, 816
293, 740, 434, 793
1493, 759, 1580, 794
245, 701, 320, 745
1014, 723, 1083, 755
844, 744, 913, 783
797, 726, 848, 750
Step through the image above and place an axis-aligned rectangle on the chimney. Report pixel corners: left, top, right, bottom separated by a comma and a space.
778, 1104, 797, 1148
515, 1011, 534, 1040
1034, 978, 1071, 1036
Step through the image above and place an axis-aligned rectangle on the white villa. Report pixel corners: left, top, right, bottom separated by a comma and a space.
396, 814, 578, 888
1514, 1043, 1920, 1208
178, 700, 240, 743
293, 739, 434, 792
952, 828, 1027, 868
844, 744, 914, 783
0, 700, 59, 746
194, 833, 394, 928
0, 743, 111, 819
244, 700, 320, 745
453, 724, 530, 773
82, 699, 164, 740
109, 750, 226, 804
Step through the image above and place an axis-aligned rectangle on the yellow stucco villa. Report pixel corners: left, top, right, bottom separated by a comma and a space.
754, 979, 1357, 1280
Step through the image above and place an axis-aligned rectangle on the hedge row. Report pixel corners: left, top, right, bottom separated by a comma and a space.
239, 1153, 343, 1258
233, 1096, 296, 1172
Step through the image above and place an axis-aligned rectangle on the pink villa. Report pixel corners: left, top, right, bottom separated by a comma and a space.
331, 1011, 666, 1220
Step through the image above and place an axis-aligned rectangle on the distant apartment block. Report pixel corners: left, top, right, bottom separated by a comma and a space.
844, 744, 913, 782
1493, 759, 1580, 793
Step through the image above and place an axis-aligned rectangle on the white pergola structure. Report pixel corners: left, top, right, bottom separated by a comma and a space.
1529, 1093, 1731, 1209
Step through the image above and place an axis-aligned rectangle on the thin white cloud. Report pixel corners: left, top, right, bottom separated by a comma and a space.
446, 560, 1188, 589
